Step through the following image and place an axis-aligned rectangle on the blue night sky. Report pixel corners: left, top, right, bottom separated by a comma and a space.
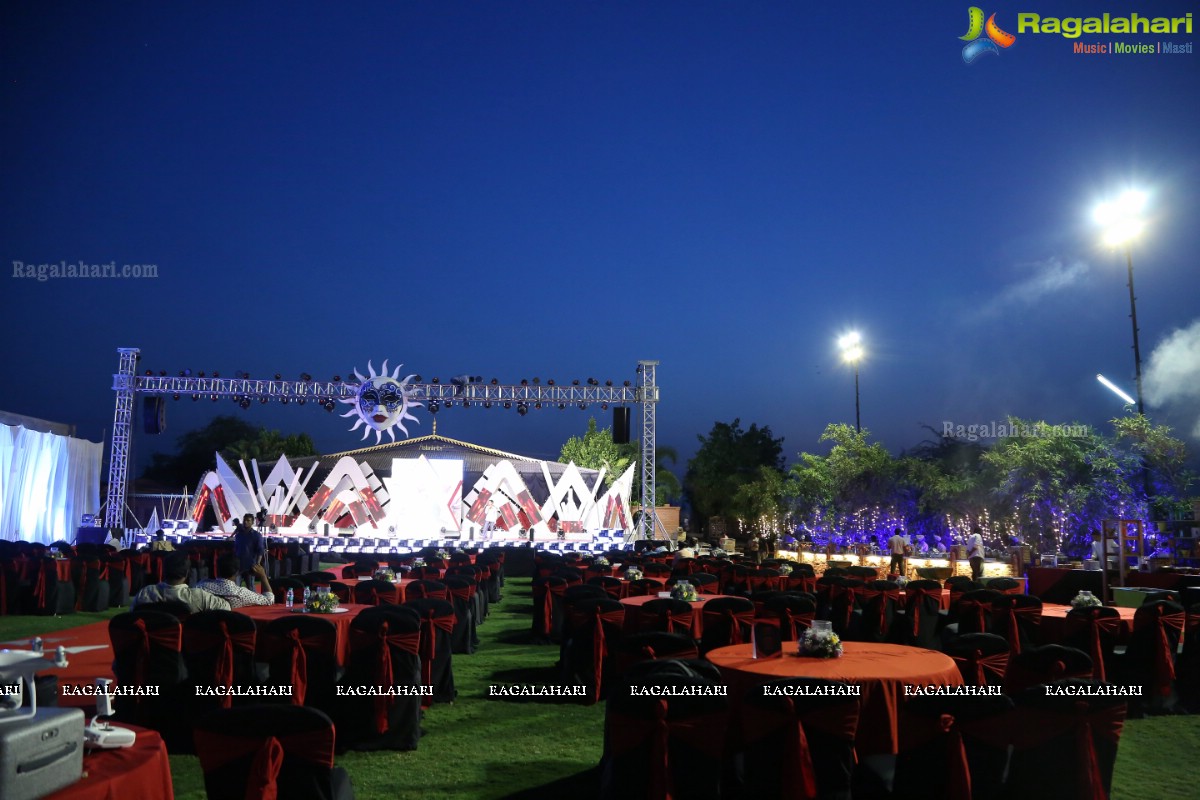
3, 1, 1199, 478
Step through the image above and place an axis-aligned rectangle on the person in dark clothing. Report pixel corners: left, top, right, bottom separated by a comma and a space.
232, 514, 265, 587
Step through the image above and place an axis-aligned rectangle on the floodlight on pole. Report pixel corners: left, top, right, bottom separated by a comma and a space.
1096, 374, 1136, 407
1093, 188, 1147, 415
838, 331, 865, 433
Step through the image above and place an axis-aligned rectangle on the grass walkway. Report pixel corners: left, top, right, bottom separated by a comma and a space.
3, 580, 1199, 799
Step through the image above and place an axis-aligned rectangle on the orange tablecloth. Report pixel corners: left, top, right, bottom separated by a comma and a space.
1039, 603, 1137, 644
340, 577, 416, 604
898, 588, 951, 610
708, 641, 963, 755
240, 603, 371, 664
619, 594, 729, 637
45, 724, 173, 800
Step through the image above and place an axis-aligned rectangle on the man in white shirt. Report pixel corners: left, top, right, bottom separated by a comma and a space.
887, 528, 909, 575
1090, 530, 1118, 567
131, 553, 231, 613
967, 526, 985, 580
197, 554, 275, 608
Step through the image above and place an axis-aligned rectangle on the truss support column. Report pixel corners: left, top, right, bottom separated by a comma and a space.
637, 360, 659, 541
104, 348, 139, 529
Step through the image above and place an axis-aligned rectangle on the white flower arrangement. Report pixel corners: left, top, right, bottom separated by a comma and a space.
670, 580, 699, 602
895, 576, 909, 587
1071, 590, 1102, 610
435, 550, 449, 560
306, 590, 340, 614
373, 568, 396, 582
798, 627, 843, 659
625, 568, 643, 581
593, 556, 610, 567
778, 563, 794, 576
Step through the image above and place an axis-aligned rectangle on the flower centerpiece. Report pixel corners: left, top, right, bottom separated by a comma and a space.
306, 589, 340, 614
778, 563, 794, 576
711, 548, 727, 558
435, 549, 449, 560
374, 568, 396, 582
798, 622, 843, 659
1071, 590, 1102, 610
411, 558, 426, 569
593, 556, 610, 567
671, 580, 699, 602
895, 576, 909, 588
625, 567, 643, 581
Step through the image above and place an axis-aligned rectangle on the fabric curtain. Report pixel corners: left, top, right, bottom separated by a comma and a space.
0, 424, 103, 543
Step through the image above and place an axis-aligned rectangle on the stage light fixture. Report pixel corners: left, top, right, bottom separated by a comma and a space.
239, 398, 251, 410
432, 377, 439, 384
517, 403, 528, 416
178, 371, 185, 377
572, 379, 579, 386
503, 401, 512, 409
521, 379, 529, 386
412, 375, 421, 382
332, 375, 341, 382
259, 397, 269, 404
605, 380, 613, 386
429, 401, 440, 413
534, 402, 542, 410
211, 371, 219, 378
191, 394, 200, 401
301, 373, 312, 381
623, 380, 631, 387
173, 393, 181, 401
558, 403, 566, 410
198, 371, 206, 377
547, 379, 555, 386
601, 403, 608, 410
578, 403, 587, 410
144, 370, 153, 376
463, 399, 471, 407
210, 394, 218, 402
323, 399, 336, 411
298, 398, 306, 406
159, 370, 166, 376
281, 397, 289, 404
490, 378, 498, 385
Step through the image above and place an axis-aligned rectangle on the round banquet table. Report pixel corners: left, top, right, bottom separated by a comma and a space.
339, 577, 417, 604
45, 723, 173, 800
708, 641, 964, 755
240, 603, 371, 664
619, 594, 729, 638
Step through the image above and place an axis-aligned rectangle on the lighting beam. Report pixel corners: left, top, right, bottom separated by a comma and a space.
1096, 374, 1136, 406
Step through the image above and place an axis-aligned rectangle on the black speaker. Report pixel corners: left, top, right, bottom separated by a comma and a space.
143, 397, 166, 434
613, 407, 631, 444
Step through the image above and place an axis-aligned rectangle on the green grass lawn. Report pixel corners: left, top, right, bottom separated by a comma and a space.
5, 581, 1199, 799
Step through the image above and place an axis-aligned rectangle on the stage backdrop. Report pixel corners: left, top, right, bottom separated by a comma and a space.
0, 423, 103, 544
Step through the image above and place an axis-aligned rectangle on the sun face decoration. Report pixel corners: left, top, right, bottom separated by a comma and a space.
339, 360, 421, 443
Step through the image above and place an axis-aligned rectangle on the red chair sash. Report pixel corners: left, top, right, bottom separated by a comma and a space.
829, 585, 859, 632
703, 608, 755, 646
111, 618, 182, 687
1000, 603, 1042, 655
583, 608, 626, 703
274, 628, 334, 706
188, 623, 257, 708
416, 611, 457, 706
607, 702, 727, 800
448, 584, 475, 603
537, 583, 567, 635
1137, 608, 1185, 696
349, 622, 420, 733
959, 599, 992, 632
860, 588, 900, 634
897, 713, 971, 800
1066, 612, 1123, 683
642, 607, 693, 636
951, 649, 1009, 687
905, 586, 940, 637
194, 727, 334, 800
1011, 701, 1125, 800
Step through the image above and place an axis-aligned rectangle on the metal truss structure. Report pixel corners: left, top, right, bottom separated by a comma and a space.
104, 348, 661, 539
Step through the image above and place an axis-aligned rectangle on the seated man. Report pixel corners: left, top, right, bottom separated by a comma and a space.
131, 552, 230, 613
197, 555, 275, 608
148, 530, 174, 552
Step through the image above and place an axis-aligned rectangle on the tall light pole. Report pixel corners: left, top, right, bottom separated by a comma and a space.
1094, 190, 1147, 415
838, 331, 865, 433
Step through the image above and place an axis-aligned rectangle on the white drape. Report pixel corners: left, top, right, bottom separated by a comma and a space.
0, 424, 103, 544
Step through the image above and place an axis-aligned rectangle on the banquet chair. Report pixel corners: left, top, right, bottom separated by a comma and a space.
746, 568, 782, 594
554, 568, 585, 586
688, 572, 719, 594
898, 579, 943, 649
407, 579, 449, 601
260, 615, 342, 715
442, 576, 479, 654
637, 598, 695, 636
1120, 599, 1186, 715
946, 578, 982, 612
1007, 679, 1126, 800
1003, 644, 1093, 695
892, 692, 1015, 800
562, 597, 626, 704
984, 577, 1021, 593
271, 576, 305, 604
990, 594, 1042, 655
194, 704, 354, 800
532, 575, 569, 644
613, 632, 700, 677
301, 571, 340, 586
944, 633, 1010, 687
352, 559, 379, 578
953, 589, 1003, 635
104, 552, 131, 607
623, 578, 659, 598
109, 609, 189, 747
1063, 605, 1123, 683
403, 598, 458, 706
699, 596, 755, 655
600, 659, 729, 800
183, 610, 259, 713
31, 557, 76, 615
829, 578, 866, 639
847, 565, 879, 581
477, 553, 503, 602
642, 562, 672, 578
760, 594, 816, 641
855, 580, 901, 643
408, 565, 444, 581
72, 556, 111, 612
134, 599, 193, 620
327, 581, 353, 604
738, 677, 862, 800
348, 578, 393, 606
338, 605, 422, 751
587, 575, 626, 600
1180, 603, 1200, 712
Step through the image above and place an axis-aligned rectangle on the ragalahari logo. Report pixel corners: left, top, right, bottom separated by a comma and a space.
960, 7, 1017, 63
